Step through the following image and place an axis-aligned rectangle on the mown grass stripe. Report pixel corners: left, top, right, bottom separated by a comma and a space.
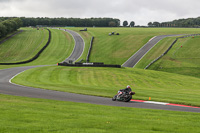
12, 66, 200, 106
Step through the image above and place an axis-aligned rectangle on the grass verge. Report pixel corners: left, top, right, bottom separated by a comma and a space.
66, 27, 200, 65
148, 36, 200, 78
12, 66, 200, 106
0, 28, 74, 69
0, 28, 48, 63
0, 94, 200, 133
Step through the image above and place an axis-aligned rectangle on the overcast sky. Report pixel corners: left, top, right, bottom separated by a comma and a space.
1, 0, 200, 26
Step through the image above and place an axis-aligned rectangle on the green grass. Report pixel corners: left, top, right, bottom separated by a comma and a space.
66, 27, 200, 65
1, 27, 200, 132
12, 66, 200, 106
0, 30, 19, 42
0, 28, 48, 63
0, 94, 200, 133
27, 28, 75, 65
135, 36, 179, 68
148, 36, 200, 78
0, 28, 75, 69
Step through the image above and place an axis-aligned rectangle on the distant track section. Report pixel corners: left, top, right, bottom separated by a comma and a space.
122, 34, 184, 68
61, 29, 85, 63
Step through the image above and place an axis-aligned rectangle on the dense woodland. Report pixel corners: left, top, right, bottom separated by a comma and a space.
0, 18, 23, 38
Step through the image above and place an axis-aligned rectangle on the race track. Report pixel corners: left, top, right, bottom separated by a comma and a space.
62, 29, 85, 63
122, 35, 183, 67
0, 30, 199, 113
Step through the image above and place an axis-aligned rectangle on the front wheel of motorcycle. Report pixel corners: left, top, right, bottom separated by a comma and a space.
112, 95, 117, 101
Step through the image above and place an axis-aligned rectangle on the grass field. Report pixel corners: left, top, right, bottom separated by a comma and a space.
0, 28, 48, 63
148, 36, 200, 78
0, 28, 74, 69
0, 94, 200, 133
66, 27, 200, 65
12, 66, 200, 106
1, 27, 200, 132
134, 36, 179, 68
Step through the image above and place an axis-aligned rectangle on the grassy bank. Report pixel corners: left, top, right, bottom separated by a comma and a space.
0, 28, 48, 63
0, 28, 75, 69
66, 27, 200, 65
0, 94, 199, 133
12, 66, 200, 106
148, 36, 200, 78
134, 36, 179, 69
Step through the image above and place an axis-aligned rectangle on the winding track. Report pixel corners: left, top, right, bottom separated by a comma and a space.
0, 29, 199, 113
122, 35, 184, 67
62, 29, 85, 63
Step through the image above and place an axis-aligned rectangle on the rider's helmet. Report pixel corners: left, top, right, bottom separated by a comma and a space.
127, 85, 131, 88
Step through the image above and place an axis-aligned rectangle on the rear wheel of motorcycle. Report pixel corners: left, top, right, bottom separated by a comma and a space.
124, 95, 132, 102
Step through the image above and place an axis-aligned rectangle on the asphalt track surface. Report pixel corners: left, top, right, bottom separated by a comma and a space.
0, 30, 199, 113
122, 35, 184, 67
62, 29, 85, 63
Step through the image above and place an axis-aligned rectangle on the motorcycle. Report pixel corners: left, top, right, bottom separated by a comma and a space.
112, 91, 135, 102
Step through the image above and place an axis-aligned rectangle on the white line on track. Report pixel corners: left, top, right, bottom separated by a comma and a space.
144, 101, 169, 105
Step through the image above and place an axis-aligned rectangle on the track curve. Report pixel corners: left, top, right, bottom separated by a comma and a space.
61, 29, 85, 63
122, 34, 184, 67
0, 31, 199, 113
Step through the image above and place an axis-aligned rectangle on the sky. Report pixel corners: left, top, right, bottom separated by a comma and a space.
0, 0, 200, 26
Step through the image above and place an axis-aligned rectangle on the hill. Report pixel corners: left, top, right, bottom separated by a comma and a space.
148, 36, 200, 78
0, 28, 75, 69
68, 27, 200, 65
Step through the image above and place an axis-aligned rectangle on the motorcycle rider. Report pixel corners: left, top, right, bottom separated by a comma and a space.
112, 85, 134, 101
118, 85, 132, 95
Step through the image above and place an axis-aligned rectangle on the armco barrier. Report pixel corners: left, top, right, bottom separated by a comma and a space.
0, 29, 51, 65
145, 34, 200, 69
86, 36, 94, 62
58, 62, 121, 68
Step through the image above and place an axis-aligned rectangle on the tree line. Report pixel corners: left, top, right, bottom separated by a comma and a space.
0, 18, 23, 38
148, 16, 200, 27
19, 17, 121, 27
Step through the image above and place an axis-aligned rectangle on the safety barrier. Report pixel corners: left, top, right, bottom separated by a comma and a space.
86, 36, 94, 62
145, 34, 200, 69
0, 29, 51, 65
58, 62, 121, 68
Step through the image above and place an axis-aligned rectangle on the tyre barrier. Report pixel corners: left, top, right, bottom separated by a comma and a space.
58, 62, 121, 68
145, 34, 200, 69
86, 36, 94, 62
80, 28, 87, 31
0, 29, 51, 65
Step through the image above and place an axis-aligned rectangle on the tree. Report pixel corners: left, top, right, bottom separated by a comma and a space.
0, 18, 23, 38
148, 22, 153, 27
108, 21, 116, 27
153, 21, 160, 27
0, 23, 7, 38
123, 21, 128, 27
130, 21, 135, 27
